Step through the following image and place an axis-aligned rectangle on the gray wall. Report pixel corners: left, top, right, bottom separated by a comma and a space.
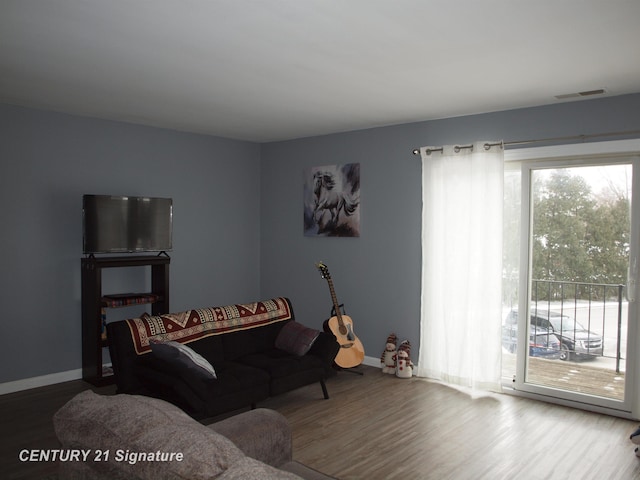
260, 94, 640, 362
1, 94, 639, 385
0, 104, 261, 383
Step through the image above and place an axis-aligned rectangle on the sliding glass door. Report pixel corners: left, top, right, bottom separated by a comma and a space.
503, 140, 640, 416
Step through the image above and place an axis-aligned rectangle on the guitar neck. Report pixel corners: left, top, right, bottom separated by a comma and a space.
325, 277, 344, 326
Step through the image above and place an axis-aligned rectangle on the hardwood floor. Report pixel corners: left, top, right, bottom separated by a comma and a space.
261, 366, 640, 479
2, 366, 640, 479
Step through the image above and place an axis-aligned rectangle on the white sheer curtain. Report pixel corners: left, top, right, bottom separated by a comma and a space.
417, 141, 504, 392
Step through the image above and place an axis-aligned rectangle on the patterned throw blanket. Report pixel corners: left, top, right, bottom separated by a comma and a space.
126, 297, 292, 354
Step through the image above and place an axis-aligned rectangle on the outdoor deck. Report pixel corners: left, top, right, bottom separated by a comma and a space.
503, 354, 625, 401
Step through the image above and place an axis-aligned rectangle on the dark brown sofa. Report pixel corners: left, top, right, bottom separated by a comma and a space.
106, 297, 340, 419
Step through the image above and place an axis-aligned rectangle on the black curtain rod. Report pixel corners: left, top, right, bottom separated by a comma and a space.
411, 129, 640, 156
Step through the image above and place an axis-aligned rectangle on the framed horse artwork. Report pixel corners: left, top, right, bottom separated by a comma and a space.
303, 163, 360, 237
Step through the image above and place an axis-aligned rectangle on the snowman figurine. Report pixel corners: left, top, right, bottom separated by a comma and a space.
395, 340, 414, 379
380, 333, 397, 374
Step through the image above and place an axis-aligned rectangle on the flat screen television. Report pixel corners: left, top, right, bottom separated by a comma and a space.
83, 195, 173, 254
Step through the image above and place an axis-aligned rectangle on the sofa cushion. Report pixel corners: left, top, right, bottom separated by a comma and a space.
134, 357, 213, 416
280, 461, 338, 480
240, 349, 324, 379
239, 350, 327, 397
209, 408, 292, 467
217, 457, 301, 479
135, 357, 271, 419
221, 320, 286, 361
53, 390, 245, 480
275, 321, 320, 356
186, 361, 270, 395
150, 340, 217, 380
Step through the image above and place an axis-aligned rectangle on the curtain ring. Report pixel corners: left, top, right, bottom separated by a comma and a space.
483, 141, 504, 151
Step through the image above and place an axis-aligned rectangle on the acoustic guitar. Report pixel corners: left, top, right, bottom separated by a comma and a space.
316, 261, 365, 368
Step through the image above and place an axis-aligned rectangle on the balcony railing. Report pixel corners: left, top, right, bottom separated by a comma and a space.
531, 279, 625, 373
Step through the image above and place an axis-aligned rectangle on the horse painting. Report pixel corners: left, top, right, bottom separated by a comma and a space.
304, 163, 360, 237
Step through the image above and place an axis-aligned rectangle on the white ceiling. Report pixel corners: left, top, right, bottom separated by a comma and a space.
2, 0, 640, 143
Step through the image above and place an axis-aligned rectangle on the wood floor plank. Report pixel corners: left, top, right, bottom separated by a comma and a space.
259, 366, 640, 479
2, 366, 640, 479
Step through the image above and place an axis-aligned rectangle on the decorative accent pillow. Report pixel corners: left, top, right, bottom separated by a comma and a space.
150, 340, 217, 380
275, 321, 320, 356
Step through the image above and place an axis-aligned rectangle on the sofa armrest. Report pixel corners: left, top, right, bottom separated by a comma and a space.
308, 331, 340, 375
133, 355, 209, 418
208, 408, 292, 467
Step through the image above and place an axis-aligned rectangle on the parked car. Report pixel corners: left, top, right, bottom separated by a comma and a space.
502, 323, 562, 359
505, 309, 603, 361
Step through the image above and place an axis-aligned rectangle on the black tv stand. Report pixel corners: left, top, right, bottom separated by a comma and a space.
81, 254, 170, 386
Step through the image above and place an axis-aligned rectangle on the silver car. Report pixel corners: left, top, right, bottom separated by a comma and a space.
505, 309, 603, 361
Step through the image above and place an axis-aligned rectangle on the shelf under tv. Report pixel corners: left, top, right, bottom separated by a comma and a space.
81, 255, 170, 386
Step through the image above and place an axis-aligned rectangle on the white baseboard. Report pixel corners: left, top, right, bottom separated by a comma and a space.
0, 369, 82, 395
362, 355, 417, 377
362, 355, 380, 368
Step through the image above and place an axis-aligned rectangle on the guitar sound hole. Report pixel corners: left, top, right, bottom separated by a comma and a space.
345, 325, 355, 341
